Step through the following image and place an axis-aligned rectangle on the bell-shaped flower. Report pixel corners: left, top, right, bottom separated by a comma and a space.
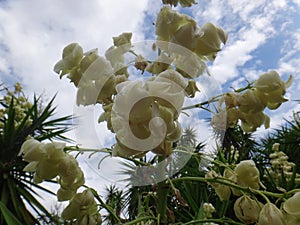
113, 32, 132, 47
255, 70, 292, 93
179, 0, 197, 7
283, 192, 300, 219
35, 158, 61, 181
240, 111, 270, 132
54, 43, 83, 76
255, 70, 293, 110
215, 185, 231, 201
237, 90, 266, 113
155, 6, 186, 41
258, 203, 285, 225
171, 18, 199, 51
285, 214, 300, 225
195, 22, 227, 60
19, 138, 46, 162
67, 67, 82, 87
61, 189, 101, 224
235, 160, 260, 190
234, 195, 263, 224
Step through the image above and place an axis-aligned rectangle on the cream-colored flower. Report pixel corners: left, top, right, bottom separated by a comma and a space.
170, 18, 199, 51
255, 70, 293, 110
234, 195, 263, 224
19, 138, 45, 161
240, 111, 270, 132
195, 22, 227, 60
184, 80, 200, 97
155, 6, 186, 41
61, 189, 101, 224
235, 160, 260, 190
258, 203, 285, 225
20, 139, 84, 200
113, 32, 132, 47
237, 90, 266, 113
82, 56, 113, 81
111, 70, 186, 156
285, 214, 300, 225
283, 192, 300, 219
54, 43, 83, 75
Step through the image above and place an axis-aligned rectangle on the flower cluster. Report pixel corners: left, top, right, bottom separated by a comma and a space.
54, 41, 128, 106
206, 160, 260, 201
211, 70, 293, 132
233, 192, 300, 225
155, 6, 227, 61
112, 69, 187, 157
61, 189, 102, 225
205, 155, 300, 224
265, 143, 300, 184
53, 5, 229, 159
0, 83, 33, 133
19, 139, 85, 201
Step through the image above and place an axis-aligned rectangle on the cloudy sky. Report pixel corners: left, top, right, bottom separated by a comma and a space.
1, 0, 300, 212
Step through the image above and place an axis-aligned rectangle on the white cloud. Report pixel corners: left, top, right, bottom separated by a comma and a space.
211, 28, 266, 83
1, 0, 300, 216
0, 0, 149, 212
190, 1, 296, 86
293, 0, 300, 6
0, 57, 9, 75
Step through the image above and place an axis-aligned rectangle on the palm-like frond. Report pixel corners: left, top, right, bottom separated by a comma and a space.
0, 88, 73, 225
102, 185, 126, 224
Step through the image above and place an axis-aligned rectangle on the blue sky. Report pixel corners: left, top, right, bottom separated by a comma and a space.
1, 0, 300, 211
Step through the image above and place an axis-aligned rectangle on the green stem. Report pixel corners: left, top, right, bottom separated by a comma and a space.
89, 187, 122, 224
181, 82, 254, 111
123, 216, 157, 225
156, 155, 169, 224
182, 218, 244, 225
172, 177, 284, 199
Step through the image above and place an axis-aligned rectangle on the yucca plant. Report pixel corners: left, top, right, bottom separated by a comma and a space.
0, 83, 72, 225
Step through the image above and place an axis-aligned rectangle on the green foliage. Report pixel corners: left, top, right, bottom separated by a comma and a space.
0, 84, 73, 225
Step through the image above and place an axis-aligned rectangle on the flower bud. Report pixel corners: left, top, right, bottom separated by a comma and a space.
234, 195, 262, 224
258, 203, 285, 225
